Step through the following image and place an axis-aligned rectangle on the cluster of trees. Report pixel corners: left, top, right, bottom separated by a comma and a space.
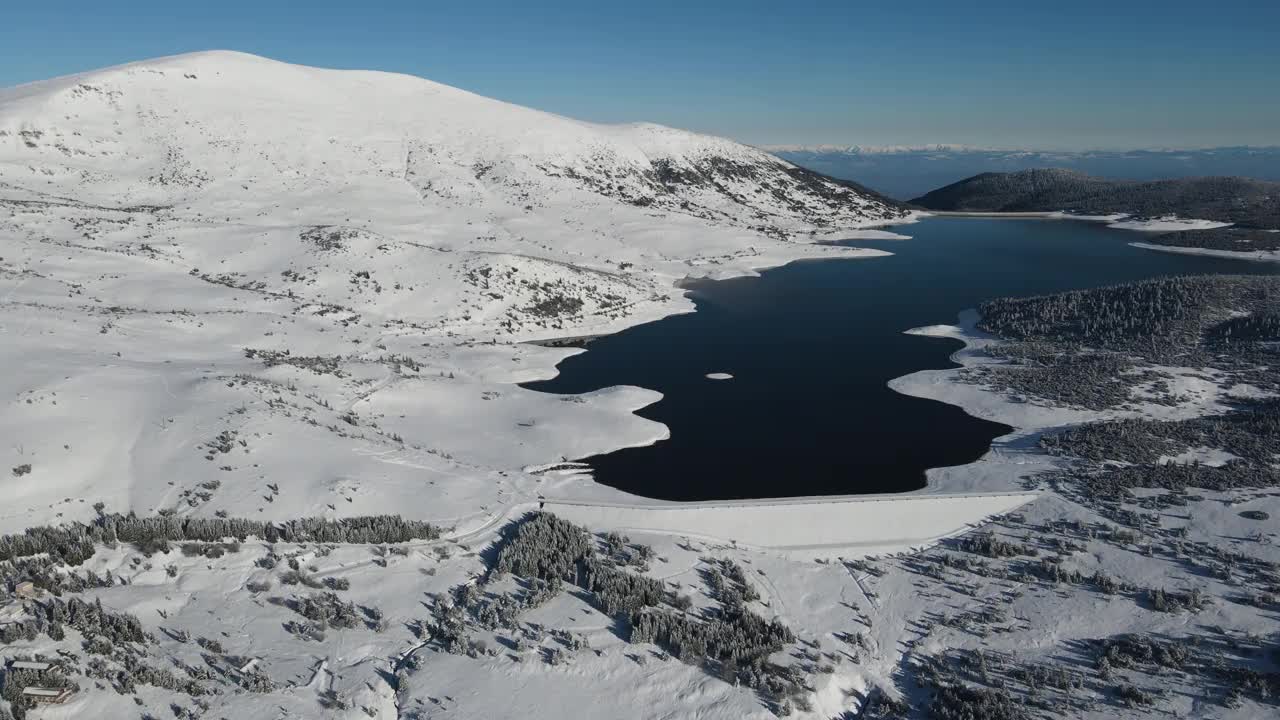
702, 558, 761, 611
927, 683, 1028, 720
430, 516, 635, 654
909, 540, 1277, 716
454, 587, 525, 631
299, 225, 358, 251
283, 620, 327, 643
911, 168, 1280, 227
243, 347, 344, 376
1097, 634, 1188, 671
491, 515, 759, 625
1065, 462, 1278, 501
1033, 557, 1091, 587
1095, 634, 1280, 708
180, 542, 240, 559
1007, 663, 1085, 693
1147, 587, 1207, 614
0, 513, 441, 567
854, 688, 910, 719
424, 596, 467, 654
486, 512, 807, 705
282, 592, 363, 630
1, 596, 147, 647
422, 578, 566, 659
954, 532, 1035, 559
230, 665, 275, 693
491, 512, 593, 583
1, 607, 215, 702
1042, 399, 1280, 467
582, 560, 666, 615
1206, 311, 1280, 346
914, 648, 1092, 719
2, 556, 120, 598
971, 275, 1280, 409
631, 607, 795, 672
969, 348, 1147, 410
422, 595, 499, 658
106, 656, 206, 698
600, 531, 655, 570
979, 276, 1278, 359
1114, 683, 1160, 708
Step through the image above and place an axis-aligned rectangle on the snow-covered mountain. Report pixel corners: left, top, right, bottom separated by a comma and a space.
0, 51, 906, 532
2, 50, 901, 225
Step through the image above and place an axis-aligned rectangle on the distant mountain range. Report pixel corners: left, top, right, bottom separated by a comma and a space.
767, 145, 1280, 200
909, 168, 1280, 228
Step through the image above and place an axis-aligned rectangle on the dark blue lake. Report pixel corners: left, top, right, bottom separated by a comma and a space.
524, 218, 1280, 501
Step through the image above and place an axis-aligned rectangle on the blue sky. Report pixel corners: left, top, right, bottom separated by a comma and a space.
3, 1, 1277, 149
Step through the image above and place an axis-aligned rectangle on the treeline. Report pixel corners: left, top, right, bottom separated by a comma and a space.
1063, 462, 1279, 499
1041, 396, 1280, 500
978, 275, 1279, 359
631, 608, 794, 676
1152, 227, 1280, 252
1204, 312, 1280, 346
0, 513, 441, 566
1041, 399, 1280, 466
969, 275, 1280, 409
967, 347, 1146, 410
911, 168, 1280, 227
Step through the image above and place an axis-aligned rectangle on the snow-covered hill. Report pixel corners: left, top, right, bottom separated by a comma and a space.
0, 51, 906, 532
1, 51, 901, 224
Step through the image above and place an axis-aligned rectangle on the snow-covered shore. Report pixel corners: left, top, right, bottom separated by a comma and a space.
1129, 241, 1280, 263
889, 310, 1264, 495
